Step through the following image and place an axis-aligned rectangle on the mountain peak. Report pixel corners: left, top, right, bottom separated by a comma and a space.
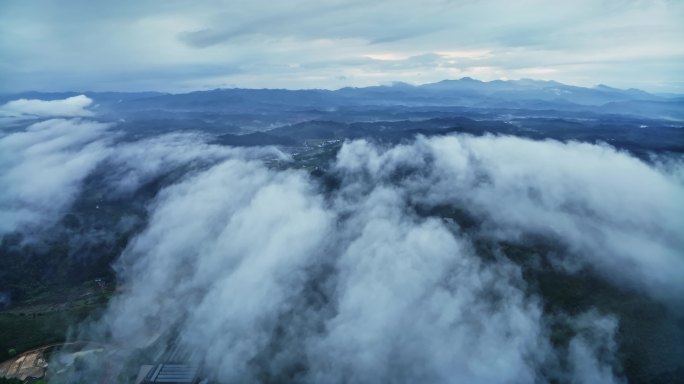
389, 81, 414, 88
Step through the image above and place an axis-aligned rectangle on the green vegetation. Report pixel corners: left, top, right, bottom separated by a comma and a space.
497, 241, 684, 383
416, 201, 684, 382
0, 311, 76, 361
291, 141, 342, 172
0, 289, 110, 362
0, 378, 23, 384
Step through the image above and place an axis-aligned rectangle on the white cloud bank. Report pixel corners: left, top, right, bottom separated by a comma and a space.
89, 154, 556, 383
0, 96, 287, 238
0, 95, 95, 118
61, 135, 683, 382
335, 136, 684, 303
3, 101, 680, 382
0, 118, 111, 236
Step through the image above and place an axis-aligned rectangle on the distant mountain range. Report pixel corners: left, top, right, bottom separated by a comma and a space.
2, 78, 683, 121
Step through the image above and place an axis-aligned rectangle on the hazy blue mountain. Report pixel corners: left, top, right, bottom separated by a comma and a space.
3, 78, 682, 121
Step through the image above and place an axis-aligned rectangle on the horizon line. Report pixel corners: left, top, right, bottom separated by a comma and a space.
2, 76, 682, 96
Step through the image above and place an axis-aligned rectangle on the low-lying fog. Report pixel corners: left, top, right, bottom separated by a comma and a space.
2, 96, 683, 383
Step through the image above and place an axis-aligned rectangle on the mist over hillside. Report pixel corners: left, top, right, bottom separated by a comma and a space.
1, 89, 683, 383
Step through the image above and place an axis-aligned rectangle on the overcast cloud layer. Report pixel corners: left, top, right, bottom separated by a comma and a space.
1, 0, 683, 92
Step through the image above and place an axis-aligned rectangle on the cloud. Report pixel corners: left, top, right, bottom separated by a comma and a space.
1, 0, 682, 92
567, 311, 622, 384
0, 95, 95, 118
0, 94, 294, 240
304, 187, 548, 383
76, 153, 556, 383
335, 135, 684, 304
2, 100, 676, 381
102, 132, 286, 197
0, 117, 111, 236
53, 133, 684, 382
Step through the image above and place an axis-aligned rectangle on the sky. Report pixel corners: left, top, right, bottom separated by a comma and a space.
0, 0, 683, 93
